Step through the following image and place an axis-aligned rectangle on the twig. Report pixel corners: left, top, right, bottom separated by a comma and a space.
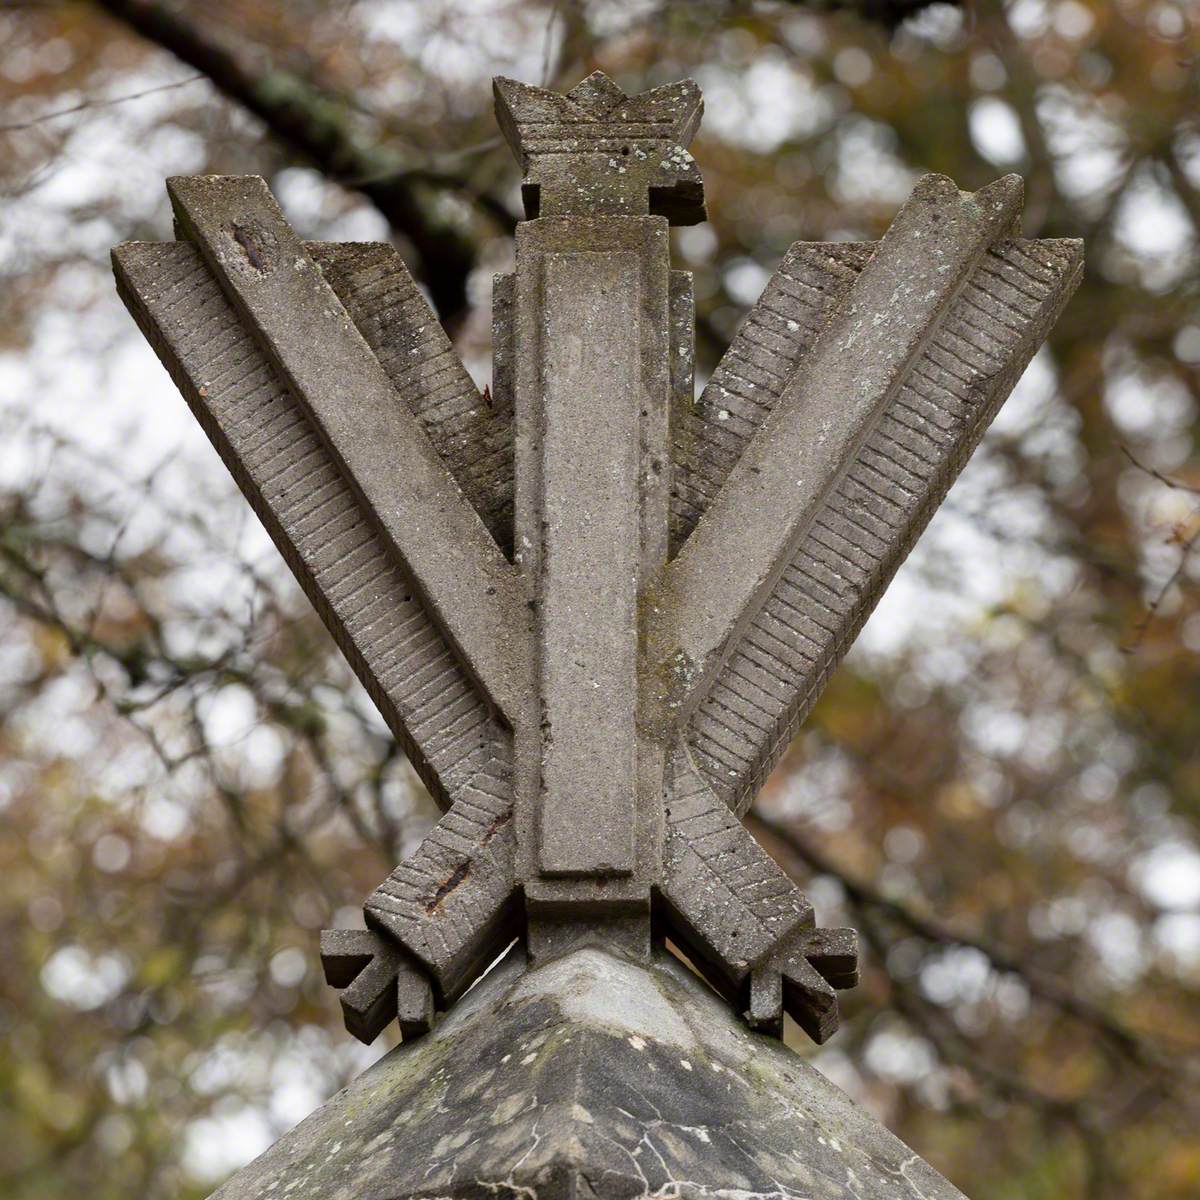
0, 74, 205, 134
750, 810, 1187, 1077
1119, 443, 1200, 496
1118, 442, 1200, 649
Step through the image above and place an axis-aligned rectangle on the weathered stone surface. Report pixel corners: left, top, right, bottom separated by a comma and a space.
647, 174, 1026, 733
311, 241, 515, 552
657, 749, 857, 1041
681, 233, 1084, 814
659, 751, 811, 979
114, 71, 1081, 1050
111, 240, 514, 819
669, 241, 871, 552
167, 173, 533, 729
511, 215, 672, 922
747, 926, 861, 1044
209, 945, 968, 1200
364, 790, 519, 1002
534, 250, 643, 877
494, 72, 705, 223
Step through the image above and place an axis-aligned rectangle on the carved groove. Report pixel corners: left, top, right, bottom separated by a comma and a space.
687, 238, 1084, 812
311, 243, 515, 553
670, 243, 873, 551
365, 793, 517, 998
658, 751, 812, 986
113, 241, 513, 817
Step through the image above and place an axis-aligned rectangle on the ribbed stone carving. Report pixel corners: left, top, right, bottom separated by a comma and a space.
113, 72, 1081, 1049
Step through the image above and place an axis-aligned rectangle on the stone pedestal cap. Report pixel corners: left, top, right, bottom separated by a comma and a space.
493, 71, 705, 222
208, 944, 967, 1200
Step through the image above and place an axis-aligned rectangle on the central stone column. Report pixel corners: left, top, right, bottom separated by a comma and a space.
494, 73, 704, 958
513, 216, 671, 954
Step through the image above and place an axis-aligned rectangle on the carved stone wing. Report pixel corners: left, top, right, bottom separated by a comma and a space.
112, 177, 530, 821
656, 175, 1084, 814
114, 177, 533, 1036
113, 110, 1083, 1051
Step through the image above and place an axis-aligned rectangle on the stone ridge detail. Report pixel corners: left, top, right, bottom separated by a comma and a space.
112, 70, 1082, 1050
670, 242, 874, 549
311, 242, 515, 553
165, 173, 534, 730
687, 236, 1084, 815
494, 70, 705, 223
111, 241, 514, 818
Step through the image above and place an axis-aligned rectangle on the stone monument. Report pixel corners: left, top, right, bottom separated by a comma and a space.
112, 72, 1081, 1199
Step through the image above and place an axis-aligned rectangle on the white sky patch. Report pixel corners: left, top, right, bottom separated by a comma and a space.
274, 166, 392, 242
1036, 85, 1128, 205
40, 945, 129, 1010
1112, 167, 1196, 286
1105, 361, 1196, 443
722, 257, 771, 306
833, 117, 918, 207
359, 0, 563, 91
197, 681, 254, 741
104, 1055, 150, 1105
182, 1108, 275, 1183
1155, 912, 1200, 967
1007, 0, 1052, 40
863, 1026, 938, 1085
769, 749, 854, 831
902, 3, 966, 47
960, 702, 1028, 759
1133, 842, 1200, 911
135, 782, 189, 834
1056, 0, 1096, 39
1175, 128, 1200, 188
969, 97, 1026, 165
587, 0, 660, 40
696, 56, 834, 155
920, 946, 993, 1007
833, 47, 873, 89
1086, 911, 1146, 984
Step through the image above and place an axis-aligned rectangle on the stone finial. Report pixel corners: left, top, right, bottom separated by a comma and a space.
112, 71, 1082, 1052
493, 71, 705, 223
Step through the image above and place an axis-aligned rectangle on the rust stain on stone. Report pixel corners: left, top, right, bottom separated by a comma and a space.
425, 861, 471, 914
230, 221, 270, 271
482, 807, 512, 845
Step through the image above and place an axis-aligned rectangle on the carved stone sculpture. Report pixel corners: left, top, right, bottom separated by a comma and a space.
113, 72, 1082, 1051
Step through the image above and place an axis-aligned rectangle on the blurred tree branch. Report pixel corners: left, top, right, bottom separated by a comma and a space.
784, 0, 961, 28
91, 0, 960, 326
92, 0, 492, 324
750, 811, 1191, 1080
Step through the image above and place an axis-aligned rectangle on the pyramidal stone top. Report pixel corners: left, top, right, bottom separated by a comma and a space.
209, 944, 968, 1200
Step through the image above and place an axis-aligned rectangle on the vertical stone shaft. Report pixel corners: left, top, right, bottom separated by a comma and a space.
512, 217, 672, 922
536, 250, 640, 876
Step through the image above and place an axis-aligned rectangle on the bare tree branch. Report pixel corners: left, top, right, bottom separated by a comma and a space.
0, 75, 206, 133
776, 0, 961, 30
749, 811, 1188, 1077
92, 0, 491, 323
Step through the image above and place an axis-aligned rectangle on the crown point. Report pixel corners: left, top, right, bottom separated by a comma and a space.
567, 70, 627, 114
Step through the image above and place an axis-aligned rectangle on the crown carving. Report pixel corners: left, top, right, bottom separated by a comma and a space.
493, 71, 705, 223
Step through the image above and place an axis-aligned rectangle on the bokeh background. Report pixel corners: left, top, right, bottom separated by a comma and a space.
2, 1, 1199, 1196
